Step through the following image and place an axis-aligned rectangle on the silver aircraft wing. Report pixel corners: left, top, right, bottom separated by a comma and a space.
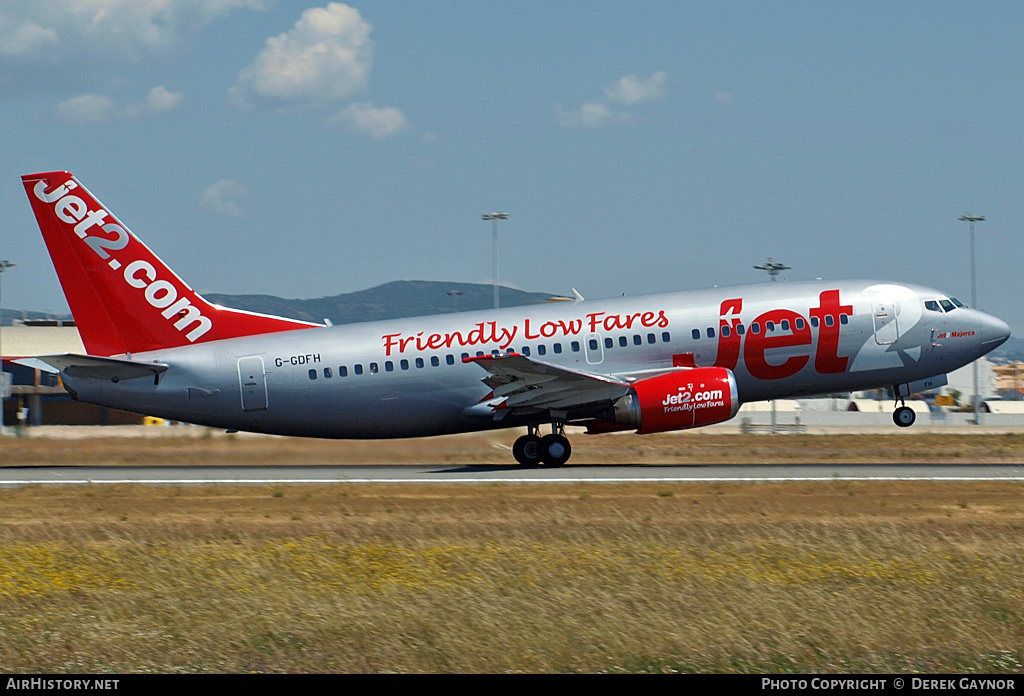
462, 352, 630, 418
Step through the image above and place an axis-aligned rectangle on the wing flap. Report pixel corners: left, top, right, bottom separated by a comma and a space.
462, 353, 629, 419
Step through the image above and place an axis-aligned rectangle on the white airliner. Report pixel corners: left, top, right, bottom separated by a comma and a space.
19, 171, 1011, 466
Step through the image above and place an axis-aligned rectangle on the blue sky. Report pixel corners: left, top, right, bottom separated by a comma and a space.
1, 1, 1022, 335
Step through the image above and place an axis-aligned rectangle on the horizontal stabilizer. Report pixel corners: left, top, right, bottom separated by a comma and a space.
17, 354, 168, 381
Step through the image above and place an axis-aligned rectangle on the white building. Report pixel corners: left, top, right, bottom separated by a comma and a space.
946, 357, 997, 406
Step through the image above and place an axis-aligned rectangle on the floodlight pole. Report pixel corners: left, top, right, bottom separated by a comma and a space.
0, 260, 15, 437
482, 213, 508, 309
754, 258, 791, 432
959, 214, 985, 424
753, 257, 791, 282
447, 290, 462, 313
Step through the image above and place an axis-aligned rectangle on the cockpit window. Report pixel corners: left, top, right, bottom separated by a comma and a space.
926, 297, 963, 313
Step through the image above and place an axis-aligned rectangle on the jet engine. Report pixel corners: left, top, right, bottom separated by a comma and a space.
608, 367, 740, 434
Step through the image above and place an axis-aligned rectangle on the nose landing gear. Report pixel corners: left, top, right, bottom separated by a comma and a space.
893, 398, 916, 427
512, 423, 572, 467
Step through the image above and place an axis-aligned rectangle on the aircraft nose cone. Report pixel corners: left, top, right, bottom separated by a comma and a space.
981, 313, 1011, 350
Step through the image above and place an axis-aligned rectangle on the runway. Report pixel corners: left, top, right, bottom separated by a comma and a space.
3, 463, 1024, 486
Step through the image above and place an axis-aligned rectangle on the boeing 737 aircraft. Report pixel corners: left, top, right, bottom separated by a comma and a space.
19, 171, 1012, 466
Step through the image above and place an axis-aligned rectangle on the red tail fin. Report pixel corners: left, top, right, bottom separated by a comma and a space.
22, 171, 318, 356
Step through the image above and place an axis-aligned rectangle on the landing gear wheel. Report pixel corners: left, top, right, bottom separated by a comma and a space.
513, 434, 544, 467
540, 433, 572, 467
894, 406, 916, 428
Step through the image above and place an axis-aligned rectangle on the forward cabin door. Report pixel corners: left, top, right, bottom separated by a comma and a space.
872, 301, 899, 345
238, 356, 268, 411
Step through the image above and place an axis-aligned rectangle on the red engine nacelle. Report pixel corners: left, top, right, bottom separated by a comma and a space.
609, 367, 740, 434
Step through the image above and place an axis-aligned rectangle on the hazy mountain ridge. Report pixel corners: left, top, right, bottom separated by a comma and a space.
1, 309, 74, 326
989, 336, 1024, 362
205, 280, 563, 326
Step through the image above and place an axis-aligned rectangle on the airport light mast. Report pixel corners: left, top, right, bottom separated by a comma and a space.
755, 258, 790, 432
482, 212, 508, 309
447, 289, 463, 313
0, 259, 15, 437
753, 258, 791, 281
959, 213, 985, 424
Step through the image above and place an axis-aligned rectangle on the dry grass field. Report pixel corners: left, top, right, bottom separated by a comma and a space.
1, 430, 1023, 673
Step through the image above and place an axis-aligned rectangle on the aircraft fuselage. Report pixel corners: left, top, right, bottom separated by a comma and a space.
63, 279, 1008, 438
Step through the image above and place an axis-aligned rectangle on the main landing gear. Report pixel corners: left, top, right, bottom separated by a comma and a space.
512, 423, 572, 467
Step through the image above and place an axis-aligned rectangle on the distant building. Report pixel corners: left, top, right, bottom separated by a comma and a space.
945, 357, 997, 406
998, 388, 1024, 402
1, 321, 143, 426
993, 361, 1024, 398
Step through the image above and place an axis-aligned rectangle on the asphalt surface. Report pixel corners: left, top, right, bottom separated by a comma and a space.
2, 463, 1024, 486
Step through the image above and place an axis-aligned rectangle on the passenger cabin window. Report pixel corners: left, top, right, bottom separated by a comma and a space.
324, 367, 332, 378
537, 345, 546, 356
354, 364, 363, 375
571, 341, 581, 352
308, 369, 317, 380
339, 366, 348, 377
619, 336, 628, 347
605, 337, 613, 349
691, 329, 700, 340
